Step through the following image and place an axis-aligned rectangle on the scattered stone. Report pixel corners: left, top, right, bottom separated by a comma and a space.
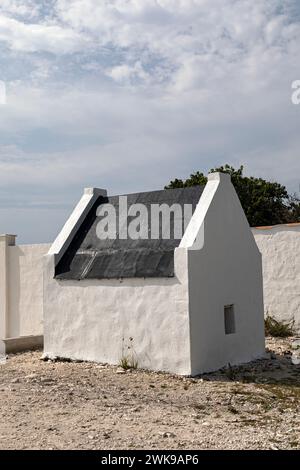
47, 426, 56, 432
291, 353, 300, 365
160, 432, 176, 438
41, 353, 59, 362
291, 339, 300, 350
11, 378, 20, 384
40, 377, 55, 384
291, 339, 300, 365
116, 368, 126, 374
132, 407, 141, 412
25, 374, 38, 381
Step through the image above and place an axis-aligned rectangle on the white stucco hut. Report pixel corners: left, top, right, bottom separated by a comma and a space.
43, 172, 265, 375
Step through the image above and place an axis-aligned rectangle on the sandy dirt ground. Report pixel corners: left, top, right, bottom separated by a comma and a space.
0, 337, 299, 450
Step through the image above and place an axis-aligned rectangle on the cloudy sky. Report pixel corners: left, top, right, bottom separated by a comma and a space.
0, 0, 299, 243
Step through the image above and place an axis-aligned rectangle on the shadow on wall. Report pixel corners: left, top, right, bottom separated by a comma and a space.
56, 276, 180, 288
7, 246, 23, 338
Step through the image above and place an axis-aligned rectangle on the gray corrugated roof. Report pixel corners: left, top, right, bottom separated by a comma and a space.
55, 186, 204, 279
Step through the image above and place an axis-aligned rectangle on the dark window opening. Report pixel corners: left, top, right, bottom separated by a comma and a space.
224, 305, 236, 335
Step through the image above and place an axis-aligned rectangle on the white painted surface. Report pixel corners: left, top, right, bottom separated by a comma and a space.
0, 236, 8, 340
179, 173, 225, 250
44, 248, 191, 375
49, 187, 107, 264
0, 238, 50, 345
253, 224, 300, 332
0, 235, 17, 339
7, 243, 50, 339
188, 176, 265, 374
43, 173, 265, 375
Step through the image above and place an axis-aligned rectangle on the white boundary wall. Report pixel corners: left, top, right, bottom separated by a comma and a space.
253, 224, 300, 333
0, 235, 50, 351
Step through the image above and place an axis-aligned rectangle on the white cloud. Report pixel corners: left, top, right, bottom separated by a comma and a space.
107, 61, 150, 84
53, 0, 300, 92
0, 0, 300, 242
0, 13, 87, 54
0, 0, 40, 20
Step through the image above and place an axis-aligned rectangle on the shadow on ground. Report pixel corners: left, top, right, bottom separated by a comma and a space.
196, 336, 300, 391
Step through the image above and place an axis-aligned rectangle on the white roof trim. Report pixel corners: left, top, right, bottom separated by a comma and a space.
48, 187, 107, 264
179, 172, 230, 249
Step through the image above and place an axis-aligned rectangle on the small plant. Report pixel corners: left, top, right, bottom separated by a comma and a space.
228, 405, 239, 414
119, 356, 132, 370
119, 337, 138, 370
225, 363, 237, 381
264, 315, 294, 337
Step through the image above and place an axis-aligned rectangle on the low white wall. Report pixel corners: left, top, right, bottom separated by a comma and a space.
7, 243, 51, 338
253, 224, 300, 332
0, 235, 50, 345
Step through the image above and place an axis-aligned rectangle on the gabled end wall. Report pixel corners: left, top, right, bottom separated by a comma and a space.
185, 173, 265, 375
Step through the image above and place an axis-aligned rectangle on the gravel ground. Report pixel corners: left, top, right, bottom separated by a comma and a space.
0, 337, 299, 450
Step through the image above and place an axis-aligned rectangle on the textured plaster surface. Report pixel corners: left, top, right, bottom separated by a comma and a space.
7, 244, 50, 338
188, 174, 265, 374
44, 247, 191, 375
253, 225, 300, 332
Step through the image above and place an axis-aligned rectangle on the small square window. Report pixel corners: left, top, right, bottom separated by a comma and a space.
224, 305, 235, 335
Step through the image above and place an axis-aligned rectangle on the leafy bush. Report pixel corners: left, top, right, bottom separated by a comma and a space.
265, 316, 294, 337
165, 165, 300, 227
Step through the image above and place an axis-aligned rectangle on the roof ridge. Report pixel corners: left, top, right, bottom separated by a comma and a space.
109, 185, 204, 198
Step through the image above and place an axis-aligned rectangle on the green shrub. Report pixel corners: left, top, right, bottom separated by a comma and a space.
265, 315, 294, 337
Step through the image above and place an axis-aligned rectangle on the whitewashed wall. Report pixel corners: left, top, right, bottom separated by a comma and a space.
0, 235, 50, 352
183, 173, 265, 375
43, 248, 191, 375
253, 224, 300, 333
8, 243, 51, 338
